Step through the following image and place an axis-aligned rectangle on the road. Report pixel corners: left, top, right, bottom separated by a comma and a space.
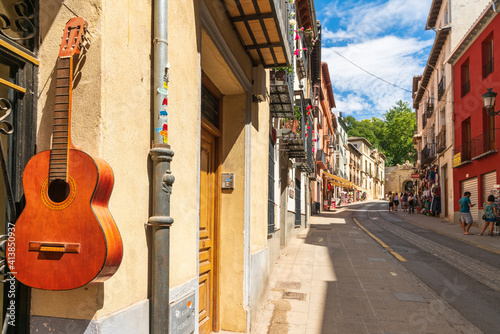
351, 201, 500, 333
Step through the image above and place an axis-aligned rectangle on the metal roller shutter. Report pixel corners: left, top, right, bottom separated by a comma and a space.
482, 171, 497, 204
461, 177, 479, 222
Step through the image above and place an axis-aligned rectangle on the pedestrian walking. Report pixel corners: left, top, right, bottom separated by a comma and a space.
402, 192, 409, 212
479, 194, 498, 236
388, 192, 394, 212
393, 193, 399, 212
408, 193, 415, 214
459, 191, 476, 235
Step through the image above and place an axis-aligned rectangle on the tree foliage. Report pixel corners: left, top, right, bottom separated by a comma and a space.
346, 100, 415, 166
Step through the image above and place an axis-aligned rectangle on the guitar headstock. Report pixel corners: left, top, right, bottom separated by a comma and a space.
59, 17, 87, 58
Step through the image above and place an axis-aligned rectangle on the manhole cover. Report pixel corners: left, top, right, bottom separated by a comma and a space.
275, 281, 301, 289
282, 291, 305, 300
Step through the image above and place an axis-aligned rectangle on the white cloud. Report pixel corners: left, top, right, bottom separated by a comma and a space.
319, 0, 432, 41
316, 0, 435, 119
322, 35, 434, 118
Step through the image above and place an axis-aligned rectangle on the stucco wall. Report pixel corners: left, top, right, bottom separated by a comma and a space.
168, 0, 200, 289
450, 0, 491, 49
33, 0, 153, 319
250, 89, 270, 252
220, 94, 247, 331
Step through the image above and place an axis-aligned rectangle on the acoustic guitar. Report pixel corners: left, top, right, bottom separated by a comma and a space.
7, 17, 123, 290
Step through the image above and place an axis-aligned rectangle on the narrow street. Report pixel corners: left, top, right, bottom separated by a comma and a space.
254, 200, 500, 334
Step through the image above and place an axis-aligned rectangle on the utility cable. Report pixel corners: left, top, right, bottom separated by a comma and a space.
327, 47, 455, 105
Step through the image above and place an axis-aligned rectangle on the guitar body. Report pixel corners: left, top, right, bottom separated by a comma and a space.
8, 149, 123, 290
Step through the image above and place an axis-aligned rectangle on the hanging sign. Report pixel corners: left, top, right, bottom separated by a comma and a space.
453, 153, 461, 167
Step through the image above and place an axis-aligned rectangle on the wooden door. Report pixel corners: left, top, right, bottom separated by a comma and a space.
199, 127, 217, 334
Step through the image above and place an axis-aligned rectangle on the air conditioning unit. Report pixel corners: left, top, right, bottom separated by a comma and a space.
252, 64, 267, 102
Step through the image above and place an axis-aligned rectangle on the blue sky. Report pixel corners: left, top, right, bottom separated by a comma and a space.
315, 0, 436, 120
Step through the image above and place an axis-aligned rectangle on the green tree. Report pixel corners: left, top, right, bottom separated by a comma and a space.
347, 116, 385, 149
380, 100, 416, 166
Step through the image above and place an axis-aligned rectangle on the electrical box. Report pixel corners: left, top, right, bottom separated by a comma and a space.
252, 64, 267, 102
222, 173, 235, 189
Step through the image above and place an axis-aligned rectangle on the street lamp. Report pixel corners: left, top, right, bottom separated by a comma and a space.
482, 88, 500, 116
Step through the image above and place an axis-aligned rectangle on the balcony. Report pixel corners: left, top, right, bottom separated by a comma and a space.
315, 150, 327, 170
426, 103, 434, 118
436, 127, 446, 153
279, 99, 306, 159
471, 129, 497, 159
269, 69, 294, 118
421, 142, 436, 165
438, 76, 445, 101
221, 0, 292, 68
454, 142, 471, 165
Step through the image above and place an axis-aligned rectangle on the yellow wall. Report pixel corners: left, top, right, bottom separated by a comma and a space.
168, 0, 200, 288
33, 0, 201, 319
250, 98, 270, 251
220, 94, 247, 331
32, 1, 268, 331
33, 0, 153, 319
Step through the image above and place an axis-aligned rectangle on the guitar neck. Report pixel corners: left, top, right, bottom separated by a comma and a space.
49, 57, 73, 182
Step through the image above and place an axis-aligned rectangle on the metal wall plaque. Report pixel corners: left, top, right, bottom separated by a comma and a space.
222, 173, 234, 189
169, 291, 195, 334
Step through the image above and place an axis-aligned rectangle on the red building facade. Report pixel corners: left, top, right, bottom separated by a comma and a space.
450, 5, 500, 222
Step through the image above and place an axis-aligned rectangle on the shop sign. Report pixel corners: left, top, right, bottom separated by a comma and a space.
411, 173, 420, 178
453, 152, 461, 167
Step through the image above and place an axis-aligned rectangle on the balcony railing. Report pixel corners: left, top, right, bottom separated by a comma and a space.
436, 128, 446, 153
471, 128, 497, 159
426, 103, 434, 118
315, 149, 327, 170
270, 69, 294, 118
421, 142, 436, 165
438, 76, 445, 100
454, 142, 471, 164
483, 58, 494, 78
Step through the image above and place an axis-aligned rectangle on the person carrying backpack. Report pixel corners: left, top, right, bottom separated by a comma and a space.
480, 195, 498, 236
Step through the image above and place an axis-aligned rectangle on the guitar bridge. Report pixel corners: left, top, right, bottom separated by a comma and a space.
29, 242, 80, 254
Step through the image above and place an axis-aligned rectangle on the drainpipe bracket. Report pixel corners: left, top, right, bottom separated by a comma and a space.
147, 216, 174, 227
150, 146, 174, 162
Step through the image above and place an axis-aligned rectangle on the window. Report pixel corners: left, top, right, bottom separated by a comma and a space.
0, 1, 38, 330
482, 32, 494, 79
462, 118, 471, 161
485, 108, 496, 152
461, 59, 470, 97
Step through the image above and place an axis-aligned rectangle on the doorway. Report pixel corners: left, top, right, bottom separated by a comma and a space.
199, 76, 221, 334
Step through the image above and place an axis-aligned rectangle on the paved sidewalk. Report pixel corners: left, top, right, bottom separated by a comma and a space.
391, 204, 500, 254
252, 202, 481, 334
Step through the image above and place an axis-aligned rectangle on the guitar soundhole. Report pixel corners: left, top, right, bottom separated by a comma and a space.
48, 180, 70, 203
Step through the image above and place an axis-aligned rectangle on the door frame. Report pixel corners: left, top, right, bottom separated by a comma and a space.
200, 73, 222, 333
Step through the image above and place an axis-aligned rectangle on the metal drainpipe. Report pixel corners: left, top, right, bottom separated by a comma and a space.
149, 0, 174, 333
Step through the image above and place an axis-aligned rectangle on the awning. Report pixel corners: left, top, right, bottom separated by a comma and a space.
323, 171, 350, 187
